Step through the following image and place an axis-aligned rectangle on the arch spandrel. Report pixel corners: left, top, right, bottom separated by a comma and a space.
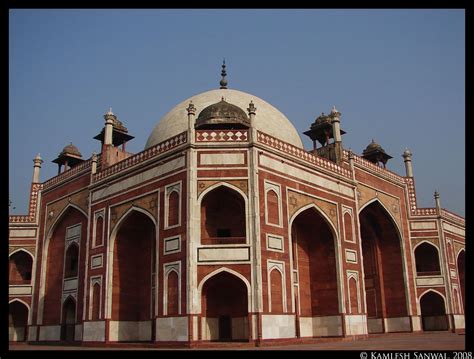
453, 242, 465, 258
412, 238, 440, 249
287, 190, 338, 230
9, 246, 35, 257
109, 192, 158, 231
357, 184, 402, 230
44, 189, 89, 236
197, 180, 248, 198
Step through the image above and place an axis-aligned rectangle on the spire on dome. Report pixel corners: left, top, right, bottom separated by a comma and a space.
219, 59, 228, 89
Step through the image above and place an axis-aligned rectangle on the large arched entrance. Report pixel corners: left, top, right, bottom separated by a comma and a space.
201, 271, 249, 341
42, 206, 87, 326
360, 201, 408, 333
111, 210, 155, 342
420, 291, 448, 331
291, 206, 340, 337
200, 186, 246, 245
61, 297, 76, 342
9, 301, 29, 341
457, 251, 465, 312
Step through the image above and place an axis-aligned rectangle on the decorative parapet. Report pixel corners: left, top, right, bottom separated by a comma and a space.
93, 131, 187, 182
9, 183, 43, 224
405, 177, 418, 214
43, 158, 93, 190
257, 131, 352, 178
405, 177, 463, 223
441, 209, 465, 227
196, 130, 248, 142
405, 177, 437, 216
414, 208, 438, 216
344, 150, 405, 185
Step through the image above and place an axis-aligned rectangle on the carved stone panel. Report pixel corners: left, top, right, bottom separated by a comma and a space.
453, 241, 465, 259
412, 237, 439, 249
45, 189, 89, 237
9, 246, 35, 257
357, 184, 402, 230
197, 180, 248, 198
109, 192, 158, 232
287, 190, 338, 231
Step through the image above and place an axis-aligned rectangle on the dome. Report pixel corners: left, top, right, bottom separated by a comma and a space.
145, 89, 304, 149
363, 139, 384, 154
195, 97, 250, 129
60, 143, 82, 158
311, 112, 331, 128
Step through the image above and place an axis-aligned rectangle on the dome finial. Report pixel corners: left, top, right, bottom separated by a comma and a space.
219, 58, 228, 89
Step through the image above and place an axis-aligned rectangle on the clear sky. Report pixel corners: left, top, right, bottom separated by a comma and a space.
9, 9, 465, 216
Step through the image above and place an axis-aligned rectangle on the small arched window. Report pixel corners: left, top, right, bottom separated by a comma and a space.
95, 216, 104, 247
344, 212, 354, 242
64, 244, 79, 278
167, 271, 179, 316
270, 269, 283, 313
266, 190, 280, 225
349, 277, 359, 314
9, 251, 33, 285
92, 283, 101, 320
415, 242, 441, 276
168, 191, 180, 227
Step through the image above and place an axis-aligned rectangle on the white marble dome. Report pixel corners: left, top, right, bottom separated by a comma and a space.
145, 89, 304, 149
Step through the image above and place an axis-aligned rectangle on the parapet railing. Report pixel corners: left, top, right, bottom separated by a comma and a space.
9, 183, 43, 223
43, 158, 93, 190
93, 131, 187, 182
344, 150, 406, 185
257, 131, 352, 179
441, 208, 465, 226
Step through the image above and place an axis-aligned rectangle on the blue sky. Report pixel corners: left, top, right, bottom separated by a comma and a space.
9, 9, 465, 216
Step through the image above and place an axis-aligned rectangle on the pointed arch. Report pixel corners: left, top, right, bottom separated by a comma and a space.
9, 250, 34, 284
9, 248, 34, 260
419, 289, 448, 331
9, 298, 31, 310
199, 267, 250, 341
45, 203, 88, 241
198, 181, 248, 203
198, 267, 251, 312
265, 188, 281, 226
289, 203, 343, 322
456, 249, 465, 312
64, 242, 79, 278
418, 289, 448, 312
9, 300, 29, 342
414, 241, 441, 276
289, 202, 338, 238
106, 206, 156, 320
358, 198, 402, 238
199, 182, 248, 245
269, 267, 284, 313
165, 269, 179, 316
359, 198, 410, 325
109, 205, 157, 237
37, 204, 87, 325
456, 248, 465, 263
167, 190, 180, 227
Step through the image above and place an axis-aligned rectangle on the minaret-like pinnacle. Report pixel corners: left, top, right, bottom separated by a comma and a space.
219, 59, 228, 89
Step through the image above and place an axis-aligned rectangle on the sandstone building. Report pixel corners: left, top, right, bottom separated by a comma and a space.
9, 64, 465, 346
